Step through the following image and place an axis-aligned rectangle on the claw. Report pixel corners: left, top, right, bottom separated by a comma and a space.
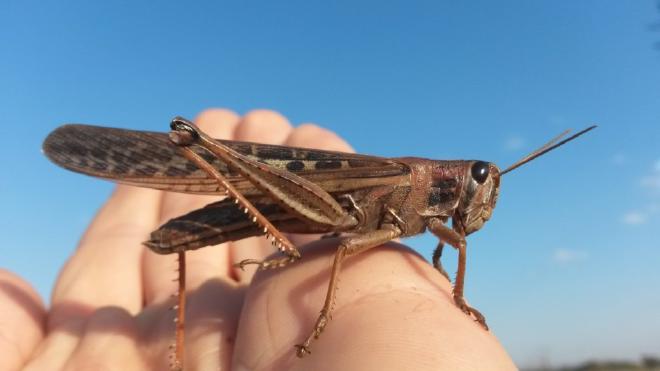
235, 256, 298, 272
234, 259, 259, 271
295, 344, 311, 358
453, 296, 489, 330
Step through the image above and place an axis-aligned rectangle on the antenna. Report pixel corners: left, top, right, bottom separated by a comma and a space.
501, 125, 597, 175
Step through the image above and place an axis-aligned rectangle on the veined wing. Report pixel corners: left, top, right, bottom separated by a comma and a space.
43, 124, 409, 195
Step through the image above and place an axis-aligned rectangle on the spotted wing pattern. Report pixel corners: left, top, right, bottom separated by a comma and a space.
43, 124, 408, 195
145, 198, 333, 253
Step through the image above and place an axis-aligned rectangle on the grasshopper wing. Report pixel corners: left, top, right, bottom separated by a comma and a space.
44, 124, 408, 195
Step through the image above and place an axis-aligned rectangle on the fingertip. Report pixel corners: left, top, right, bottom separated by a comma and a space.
0, 270, 46, 370
196, 108, 240, 122
194, 108, 241, 139
234, 241, 514, 370
0, 269, 46, 308
286, 123, 354, 152
303, 289, 515, 370
233, 241, 446, 369
234, 110, 293, 144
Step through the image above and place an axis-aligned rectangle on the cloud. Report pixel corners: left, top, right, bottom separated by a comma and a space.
641, 175, 660, 191
611, 153, 626, 166
552, 248, 589, 264
621, 160, 660, 226
621, 211, 647, 225
504, 136, 525, 151
639, 159, 660, 192
641, 176, 660, 194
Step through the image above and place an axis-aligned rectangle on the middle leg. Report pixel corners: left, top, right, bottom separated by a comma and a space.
295, 226, 402, 357
235, 253, 300, 271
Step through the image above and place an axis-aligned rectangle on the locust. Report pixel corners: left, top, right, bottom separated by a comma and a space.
43, 117, 595, 368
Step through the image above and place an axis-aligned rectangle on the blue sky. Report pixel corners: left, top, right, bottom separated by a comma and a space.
2, 1, 659, 367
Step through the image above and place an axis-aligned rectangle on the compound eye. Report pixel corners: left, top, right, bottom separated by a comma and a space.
471, 161, 490, 184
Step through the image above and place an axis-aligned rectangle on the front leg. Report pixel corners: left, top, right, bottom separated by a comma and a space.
431, 241, 450, 281
427, 218, 488, 330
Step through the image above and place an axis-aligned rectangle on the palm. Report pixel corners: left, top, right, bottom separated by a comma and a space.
1, 109, 515, 370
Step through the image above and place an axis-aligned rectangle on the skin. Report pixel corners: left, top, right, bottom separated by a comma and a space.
0, 109, 516, 370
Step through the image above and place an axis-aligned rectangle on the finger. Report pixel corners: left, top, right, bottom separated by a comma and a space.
233, 240, 515, 370
143, 109, 241, 305
173, 110, 294, 370
282, 123, 354, 247
285, 123, 353, 152
175, 279, 244, 370
0, 270, 46, 371
22, 318, 85, 371
229, 110, 293, 283
51, 185, 161, 322
233, 110, 293, 144
62, 307, 145, 371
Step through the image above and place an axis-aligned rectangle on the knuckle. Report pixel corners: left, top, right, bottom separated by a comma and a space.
84, 306, 134, 334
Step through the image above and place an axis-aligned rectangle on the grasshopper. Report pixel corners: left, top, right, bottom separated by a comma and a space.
43, 117, 595, 367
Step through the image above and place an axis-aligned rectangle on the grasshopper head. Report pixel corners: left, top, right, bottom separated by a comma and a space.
456, 161, 501, 235
455, 125, 597, 235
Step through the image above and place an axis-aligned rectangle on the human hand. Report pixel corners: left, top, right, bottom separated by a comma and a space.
1, 109, 516, 370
